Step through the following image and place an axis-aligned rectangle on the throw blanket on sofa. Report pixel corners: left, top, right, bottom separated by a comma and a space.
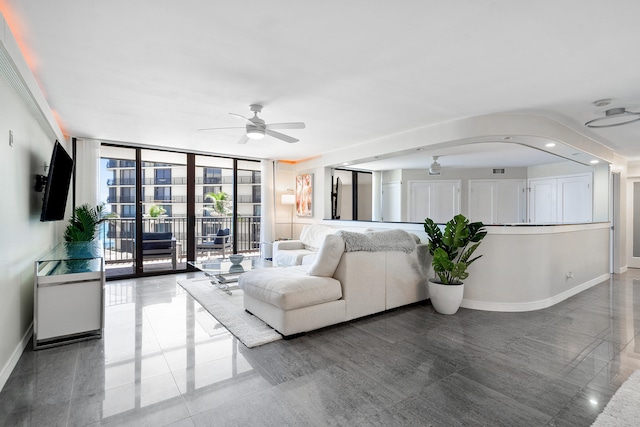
337, 229, 418, 253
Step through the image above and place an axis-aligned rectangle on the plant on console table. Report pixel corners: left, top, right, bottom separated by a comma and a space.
64, 203, 109, 242
424, 214, 487, 314
62, 203, 110, 272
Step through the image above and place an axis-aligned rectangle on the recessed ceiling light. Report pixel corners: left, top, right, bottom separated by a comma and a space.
590, 159, 599, 164
545, 142, 556, 148
342, 162, 349, 166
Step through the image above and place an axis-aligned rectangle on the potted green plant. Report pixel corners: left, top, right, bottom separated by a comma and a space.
423, 214, 487, 314
62, 203, 110, 269
64, 203, 108, 242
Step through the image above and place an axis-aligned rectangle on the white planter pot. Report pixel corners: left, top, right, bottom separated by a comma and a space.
428, 280, 464, 315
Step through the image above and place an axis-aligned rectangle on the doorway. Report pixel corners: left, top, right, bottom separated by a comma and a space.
628, 178, 640, 269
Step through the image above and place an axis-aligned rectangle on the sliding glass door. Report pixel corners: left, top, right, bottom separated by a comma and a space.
100, 146, 137, 277
140, 150, 188, 274
194, 156, 235, 261
99, 145, 261, 279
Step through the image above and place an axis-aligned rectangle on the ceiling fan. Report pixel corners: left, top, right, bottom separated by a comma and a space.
429, 156, 442, 175
198, 104, 305, 144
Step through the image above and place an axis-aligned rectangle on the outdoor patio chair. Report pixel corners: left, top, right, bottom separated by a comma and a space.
197, 228, 233, 259
142, 232, 178, 269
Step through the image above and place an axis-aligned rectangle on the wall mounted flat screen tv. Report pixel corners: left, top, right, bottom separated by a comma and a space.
40, 141, 74, 222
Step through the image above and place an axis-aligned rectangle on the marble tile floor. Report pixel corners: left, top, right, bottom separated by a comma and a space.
3, 270, 640, 426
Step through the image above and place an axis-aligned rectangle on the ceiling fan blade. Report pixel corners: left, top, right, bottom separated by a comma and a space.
197, 126, 244, 131
237, 133, 250, 144
266, 122, 306, 130
229, 112, 252, 123
266, 129, 299, 143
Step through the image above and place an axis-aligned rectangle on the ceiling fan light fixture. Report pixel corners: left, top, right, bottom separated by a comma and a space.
429, 156, 442, 175
585, 107, 640, 128
246, 127, 265, 139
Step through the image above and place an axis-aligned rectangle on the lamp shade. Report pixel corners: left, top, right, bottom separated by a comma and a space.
281, 194, 296, 205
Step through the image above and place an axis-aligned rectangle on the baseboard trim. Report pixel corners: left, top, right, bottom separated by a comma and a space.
0, 322, 33, 391
461, 274, 611, 312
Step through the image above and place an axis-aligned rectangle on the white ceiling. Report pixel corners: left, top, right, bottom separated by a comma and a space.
351, 142, 567, 171
2, 0, 640, 166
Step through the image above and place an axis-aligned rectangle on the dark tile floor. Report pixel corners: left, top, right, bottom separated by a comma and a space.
2, 269, 640, 426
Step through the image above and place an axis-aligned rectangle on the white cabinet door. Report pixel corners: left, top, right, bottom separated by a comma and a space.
558, 175, 592, 223
529, 179, 557, 223
408, 180, 460, 223
37, 280, 103, 340
431, 181, 461, 223
497, 180, 527, 223
408, 181, 432, 223
469, 181, 496, 224
469, 179, 526, 224
529, 174, 592, 224
382, 182, 401, 222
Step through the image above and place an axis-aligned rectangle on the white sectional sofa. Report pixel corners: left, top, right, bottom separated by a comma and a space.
239, 229, 430, 337
272, 223, 371, 266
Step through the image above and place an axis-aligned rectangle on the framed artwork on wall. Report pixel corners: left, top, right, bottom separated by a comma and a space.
296, 173, 313, 216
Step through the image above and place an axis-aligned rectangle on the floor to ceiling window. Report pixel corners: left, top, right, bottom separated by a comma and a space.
140, 149, 188, 274
99, 145, 261, 279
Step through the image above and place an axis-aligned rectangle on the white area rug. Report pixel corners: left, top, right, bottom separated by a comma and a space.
178, 278, 282, 348
592, 370, 640, 426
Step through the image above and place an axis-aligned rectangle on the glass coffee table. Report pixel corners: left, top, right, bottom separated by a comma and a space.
188, 256, 270, 294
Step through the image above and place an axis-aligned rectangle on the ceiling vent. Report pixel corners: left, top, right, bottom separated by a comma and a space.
429, 156, 441, 175
492, 168, 506, 175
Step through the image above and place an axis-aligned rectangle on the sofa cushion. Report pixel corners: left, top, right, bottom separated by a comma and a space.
301, 253, 317, 265
213, 228, 230, 244
142, 232, 172, 250
307, 234, 345, 277
299, 224, 338, 251
239, 267, 342, 310
273, 249, 315, 267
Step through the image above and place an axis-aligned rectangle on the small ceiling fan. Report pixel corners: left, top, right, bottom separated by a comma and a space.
198, 104, 305, 144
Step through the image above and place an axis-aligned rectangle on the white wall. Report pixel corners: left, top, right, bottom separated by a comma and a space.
462, 224, 610, 310
0, 14, 66, 389
526, 160, 593, 179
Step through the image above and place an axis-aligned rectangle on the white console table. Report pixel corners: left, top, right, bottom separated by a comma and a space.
34, 241, 105, 349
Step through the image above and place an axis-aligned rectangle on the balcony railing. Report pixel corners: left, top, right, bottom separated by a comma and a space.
106, 195, 261, 204
99, 216, 262, 265
106, 176, 262, 186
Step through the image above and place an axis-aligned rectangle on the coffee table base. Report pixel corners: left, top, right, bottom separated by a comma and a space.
203, 272, 239, 295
